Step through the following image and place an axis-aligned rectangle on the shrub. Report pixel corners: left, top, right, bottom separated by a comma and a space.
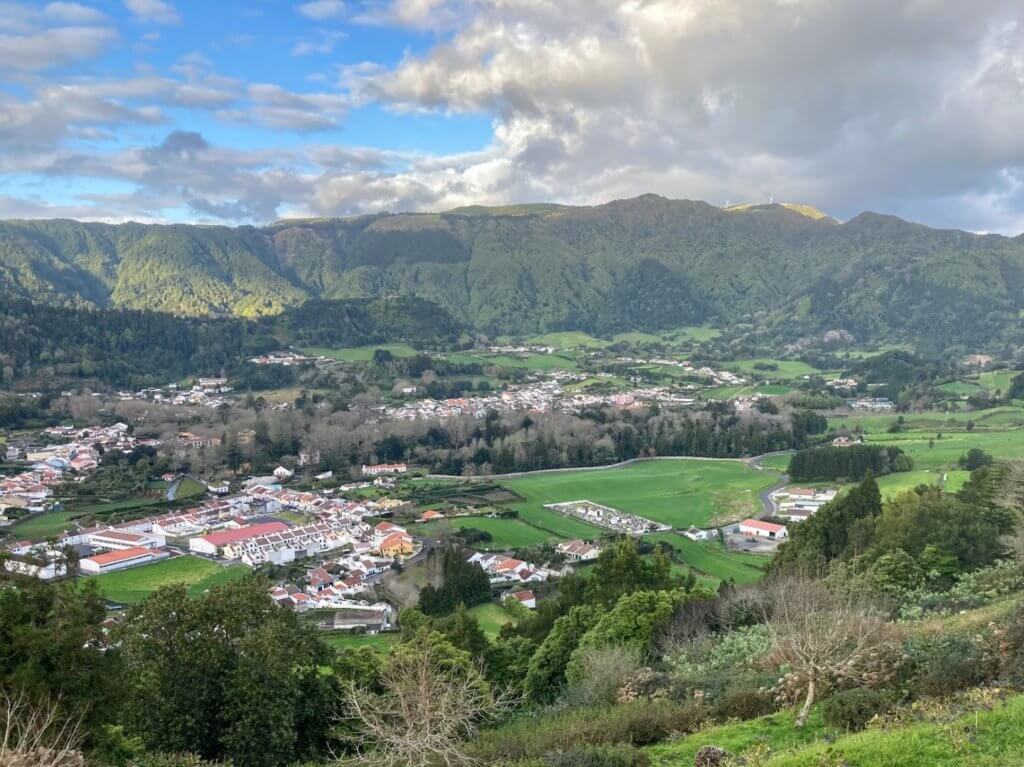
821, 688, 892, 731
565, 647, 642, 707
905, 633, 999, 698
712, 688, 775, 721
469, 701, 703, 761
543, 744, 650, 767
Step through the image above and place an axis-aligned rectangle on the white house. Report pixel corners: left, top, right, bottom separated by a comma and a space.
273, 466, 294, 480
88, 529, 166, 551
682, 526, 715, 542
556, 539, 602, 562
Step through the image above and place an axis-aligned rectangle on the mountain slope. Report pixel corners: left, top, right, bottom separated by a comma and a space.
2, 196, 1023, 347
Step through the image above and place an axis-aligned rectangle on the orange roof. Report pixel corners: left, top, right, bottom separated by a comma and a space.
379, 532, 412, 549
84, 546, 154, 566
420, 510, 444, 520
740, 519, 786, 533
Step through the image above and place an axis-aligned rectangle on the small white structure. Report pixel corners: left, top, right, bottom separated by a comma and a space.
273, 466, 294, 480
510, 589, 536, 609
88, 529, 166, 551
557, 539, 602, 562
361, 463, 408, 477
682, 526, 715, 542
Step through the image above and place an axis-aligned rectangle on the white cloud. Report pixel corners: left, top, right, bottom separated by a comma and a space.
44, 2, 106, 23
297, 0, 345, 20
0, 24, 117, 70
123, 0, 180, 25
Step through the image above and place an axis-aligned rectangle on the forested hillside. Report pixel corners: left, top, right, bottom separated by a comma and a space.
3, 196, 1024, 346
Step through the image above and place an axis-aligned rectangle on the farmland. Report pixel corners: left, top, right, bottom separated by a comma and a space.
646, 532, 768, 584
503, 459, 780, 530
91, 556, 250, 604
302, 343, 419, 362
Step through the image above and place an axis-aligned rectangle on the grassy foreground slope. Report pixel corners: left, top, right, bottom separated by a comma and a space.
647, 695, 1024, 767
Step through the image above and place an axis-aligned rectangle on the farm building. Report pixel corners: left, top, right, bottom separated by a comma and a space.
80, 546, 169, 574
738, 519, 788, 540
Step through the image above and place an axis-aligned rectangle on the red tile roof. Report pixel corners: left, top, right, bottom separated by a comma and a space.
199, 522, 288, 546
740, 519, 786, 533
84, 546, 154, 566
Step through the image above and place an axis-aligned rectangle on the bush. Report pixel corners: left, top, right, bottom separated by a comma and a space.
712, 688, 775, 721
543, 744, 650, 767
565, 647, 642, 707
905, 633, 999, 698
821, 688, 892, 731
469, 701, 703, 761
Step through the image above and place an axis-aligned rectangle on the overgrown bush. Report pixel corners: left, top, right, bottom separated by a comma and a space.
712, 688, 775, 721
899, 561, 1024, 620
564, 647, 642, 707
469, 701, 703, 761
905, 633, 999, 698
542, 744, 650, 767
821, 688, 892, 731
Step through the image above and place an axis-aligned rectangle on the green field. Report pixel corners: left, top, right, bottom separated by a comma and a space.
872, 469, 970, 498
503, 459, 780, 530
91, 556, 250, 603
320, 632, 399, 653
467, 602, 517, 637
725, 358, 821, 379
937, 380, 984, 396
976, 369, 1017, 393
524, 331, 609, 349
423, 515, 554, 549
303, 343, 419, 362
646, 532, 767, 584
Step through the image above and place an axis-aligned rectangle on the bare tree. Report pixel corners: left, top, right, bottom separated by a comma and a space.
345, 647, 513, 767
0, 688, 85, 767
997, 460, 1024, 513
763, 577, 900, 727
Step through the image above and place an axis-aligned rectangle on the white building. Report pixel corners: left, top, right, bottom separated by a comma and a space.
738, 519, 788, 540
80, 546, 169, 574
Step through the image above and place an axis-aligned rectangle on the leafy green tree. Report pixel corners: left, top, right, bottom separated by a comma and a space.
584, 538, 676, 606
485, 635, 536, 695
114, 576, 340, 766
0, 579, 113, 737
867, 549, 924, 597
419, 546, 491, 616
436, 604, 490, 658
524, 605, 604, 704
565, 588, 696, 685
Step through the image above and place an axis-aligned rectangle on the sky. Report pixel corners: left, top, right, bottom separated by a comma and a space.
3, 0, 1024, 232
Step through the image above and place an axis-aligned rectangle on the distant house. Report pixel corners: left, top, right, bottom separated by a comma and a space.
556, 539, 602, 562
682, 526, 715, 542
420, 509, 445, 522
738, 519, 788, 540
88, 528, 165, 550
964, 354, 993, 368
361, 463, 408, 477
375, 532, 414, 558
511, 589, 536, 609
273, 466, 294, 480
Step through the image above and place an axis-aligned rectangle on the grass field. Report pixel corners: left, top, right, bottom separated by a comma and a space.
303, 343, 419, 362
503, 459, 780, 530
646, 532, 767, 584
320, 632, 399, 653
467, 602, 517, 637
725, 358, 821, 379
91, 556, 250, 603
976, 369, 1017, 393
524, 331, 609, 349
423, 515, 554, 549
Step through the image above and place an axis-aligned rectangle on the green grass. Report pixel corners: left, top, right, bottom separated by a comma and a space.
976, 369, 1016, 393
649, 695, 1024, 767
90, 556, 250, 603
167, 476, 205, 500
503, 459, 780, 530
467, 602, 517, 637
725, 358, 822, 379
524, 331, 609, 349
9, 511, 77, 540
872, 469, 970, 498
938, 380, 985, 396
647, 709, 827, 766
423, 515, 554, 549
320, 632, 399, 653
760, 453, 793, 472
303, 343, 419, 362
671, 326, 723, 343
514, 505, 606, 539
646, 532, 768, 584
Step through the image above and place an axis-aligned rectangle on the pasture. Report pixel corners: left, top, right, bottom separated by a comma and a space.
503, 459, 780, 530
303, 343, 419, 362
91, 556, 250, 604
646, 532, 768, 584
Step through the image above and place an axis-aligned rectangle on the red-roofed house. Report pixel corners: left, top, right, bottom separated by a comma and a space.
420, 510, 444, 522
738, 519, 788, 540
511, 589, 536, 609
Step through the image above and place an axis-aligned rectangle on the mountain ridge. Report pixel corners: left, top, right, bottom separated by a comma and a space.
1, 195, 1022, 348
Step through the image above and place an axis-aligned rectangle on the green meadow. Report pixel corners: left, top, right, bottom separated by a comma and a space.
645, 532, 768, 584
303, 343, 419, 362
503, 459, 780, 530
91, 556, 250, 604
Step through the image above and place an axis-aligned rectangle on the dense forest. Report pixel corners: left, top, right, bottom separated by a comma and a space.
0, 296, 462, 388
4, 197, 1024, 347
787, 444, 913, 481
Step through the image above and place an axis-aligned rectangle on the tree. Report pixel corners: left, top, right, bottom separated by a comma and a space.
958, 448, 993, 471
584, 538, 677, 606
0, 687, 85, 767
764, 577, 899, 727
523, 605, 604, 704
346, 633, 511, 767
115, 576, 340, 766
419, 547, 491, 616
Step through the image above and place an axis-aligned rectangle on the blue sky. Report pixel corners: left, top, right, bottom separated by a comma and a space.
2, 1, 1024, 231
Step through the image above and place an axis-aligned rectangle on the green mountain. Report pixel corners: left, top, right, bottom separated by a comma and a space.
2, 195, 1023, 347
